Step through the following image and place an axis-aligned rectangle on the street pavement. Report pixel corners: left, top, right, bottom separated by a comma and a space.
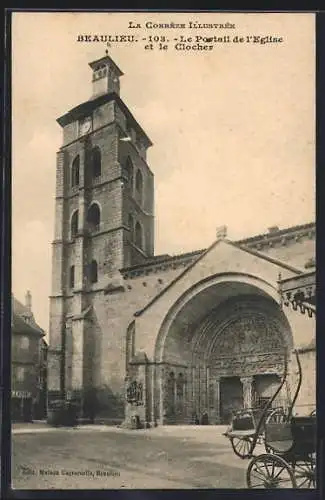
11, 424, 265, 489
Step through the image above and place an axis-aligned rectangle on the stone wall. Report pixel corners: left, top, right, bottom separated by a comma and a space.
291, 348, 316, 416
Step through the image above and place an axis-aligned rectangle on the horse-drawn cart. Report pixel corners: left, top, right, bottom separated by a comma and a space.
226, 406, 286, 458
246, 350, 316, 489
224, 351, 289, 459
247, 414, 316, 488
223, 349, 316, 488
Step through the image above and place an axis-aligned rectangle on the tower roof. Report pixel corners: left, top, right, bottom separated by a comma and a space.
88, 53, 124, 77
57, 92, 153, 148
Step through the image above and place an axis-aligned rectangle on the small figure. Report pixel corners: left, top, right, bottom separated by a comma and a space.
200, 411, 209, 425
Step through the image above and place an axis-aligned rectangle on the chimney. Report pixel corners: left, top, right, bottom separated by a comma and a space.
25, 290, 32, 313
216, 225, 227, 240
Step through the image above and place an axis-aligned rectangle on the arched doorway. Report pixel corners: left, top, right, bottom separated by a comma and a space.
155, 278, 293, 425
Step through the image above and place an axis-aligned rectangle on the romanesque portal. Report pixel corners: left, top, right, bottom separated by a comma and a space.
152, 294, 292, 425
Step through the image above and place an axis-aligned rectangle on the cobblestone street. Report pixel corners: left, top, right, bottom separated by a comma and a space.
11, 424, 257, 489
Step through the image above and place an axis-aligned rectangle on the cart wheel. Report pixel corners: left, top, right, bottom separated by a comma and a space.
247, 453, 297, 489
293, 454, 316, 488
310, 409, 316, 417
230, 436, 253, 459
264, 408, 287, 453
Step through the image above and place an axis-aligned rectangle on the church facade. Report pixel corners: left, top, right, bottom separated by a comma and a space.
47, 54, 316, 426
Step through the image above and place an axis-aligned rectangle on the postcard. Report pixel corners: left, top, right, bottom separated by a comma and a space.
10, 11, 316, 490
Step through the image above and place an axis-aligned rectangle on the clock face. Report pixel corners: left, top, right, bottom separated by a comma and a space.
80, 117, 92, 135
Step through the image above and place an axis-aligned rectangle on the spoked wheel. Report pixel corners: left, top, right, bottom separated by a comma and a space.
293, 454, 316, 488
247, 453, 297, 489
264, 408, 287, 453
230, 436, 254, 459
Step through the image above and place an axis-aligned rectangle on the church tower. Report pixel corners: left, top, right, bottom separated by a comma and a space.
47, 52, 154, 408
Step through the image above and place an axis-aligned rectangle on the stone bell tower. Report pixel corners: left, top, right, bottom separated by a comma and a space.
47, 52, 155, 410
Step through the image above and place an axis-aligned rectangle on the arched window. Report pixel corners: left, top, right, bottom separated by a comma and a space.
135, 169, 143, 204
135, 221, 143, 249
71, 210, 79, 239
124, 157, 133, 188
71, 155, 80, 188
90, 260, 98, 284
69, 266, 75, 289
91, 147, 101, 179
128, 214, 134, 241
87, 203, 100, 233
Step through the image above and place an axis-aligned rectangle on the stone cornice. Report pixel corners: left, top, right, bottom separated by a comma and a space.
120, 222, 315, 279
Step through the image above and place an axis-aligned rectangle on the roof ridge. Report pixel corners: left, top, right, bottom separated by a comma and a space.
134, 239, 221, 316
134, 238, 303, 318
237, 221, 315, 245
121, 221, 314, 275
228, 241, 304, 275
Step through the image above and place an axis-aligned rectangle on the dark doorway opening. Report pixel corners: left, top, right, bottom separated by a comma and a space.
253, 374, 281, 409
220, 376, 243, 424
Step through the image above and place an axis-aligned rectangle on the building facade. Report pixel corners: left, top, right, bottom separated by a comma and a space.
48, 54, 316, 426
11, 292, 47, 422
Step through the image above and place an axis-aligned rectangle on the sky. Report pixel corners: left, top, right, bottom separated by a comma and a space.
12, 12, 315, 333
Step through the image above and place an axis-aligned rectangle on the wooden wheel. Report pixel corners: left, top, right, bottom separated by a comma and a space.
230, 436, 253, 459
264, 408, 287, 453
247, 453, 297, 489
293, 454, 316, 488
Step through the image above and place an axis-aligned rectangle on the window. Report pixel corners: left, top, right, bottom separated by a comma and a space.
71, 210, 79, 239
124, 157, 133, 188
135, 169, 143, 205
20, 336, 30, 350
69, 266, 75, 289
135, 221, 143, 249
87, 203, 100, 233
128, 214, 134, 241
90, 260, 98, 284
91, 147, 101, 179
71, 155, 80, 187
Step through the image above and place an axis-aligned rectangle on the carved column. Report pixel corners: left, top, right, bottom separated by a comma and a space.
159, 365, 169, 425
240, 376, 254, 408
215, 377, 221, 424
123, 374, 133, 427
150, 364, 156, 426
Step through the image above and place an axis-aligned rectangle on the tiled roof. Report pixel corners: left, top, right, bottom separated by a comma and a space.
121, 222, 315, 278
236, 221, 315, 246
12, 314, 44, 336
134, 237, 303, 318
12, 295, 44, 335
12, 296, 31, 317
